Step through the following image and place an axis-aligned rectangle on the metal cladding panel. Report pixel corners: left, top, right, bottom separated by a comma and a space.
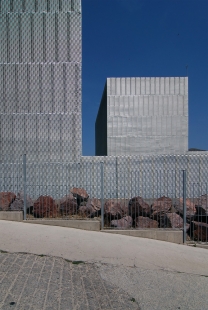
13, 0, 23, 12
135, 78, 140, 95
37, 0, 47, 12
37, 114, 49, 161
42, 63, 53, 113
9, 14, 20, 63
26, 114, 37, 154
25, 0, 36, 12
145, 77, 150, 95
0, 1, 10, 13
62, 0, 72, 12
165, 77, 169, 94
45, 13, 56, 62
170, 77, 174, 95
155, 78, 160, 95
180, 77, 185, 95
69, 12, 82, 63
53, 63, 64, 112
30, 63, 40, 112
150, 77, 155, 95
49, 0, 60, 12
126, 77, 131, 95
17, 64, 28, 112
21, 13, 32, 62
5, 64, 16, 113
175, 77, 180, 94
0, 14, 7, 63
49, 113, 61, 161
160, 77, 165, 95
130, 77, 136, 95
65, 62, 81, 113
141, 78, 145, 95
0, 65, 4, 111
33, 13, 44, 62
58, 12, 67, 62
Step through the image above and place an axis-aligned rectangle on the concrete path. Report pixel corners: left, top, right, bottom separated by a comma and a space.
0, 220, 208, 309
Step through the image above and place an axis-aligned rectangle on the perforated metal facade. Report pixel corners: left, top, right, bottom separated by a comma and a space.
0, 0, 82, 161
96, 77, 188, 156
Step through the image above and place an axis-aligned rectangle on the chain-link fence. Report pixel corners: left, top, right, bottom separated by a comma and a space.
0, 154, 207, 243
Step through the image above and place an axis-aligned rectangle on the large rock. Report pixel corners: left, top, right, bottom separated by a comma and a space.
104, 200, 128, 219
128, 196, 150, 218
194, 195, 208, 222
86, 198, 101, 212
111, 216, 133, 229
79, 198, 101, 218
174, 198, 196, 219
33, 196, 57, 218
10, 192, 33, 211
70, 187, 89, 205
166, 212, 189, 230
78, 205, 94, 217
152, 196, 172, 216
0, 192, 16, 211
136, 216, 158, 228
59, 194, 77, 216
190, 221, 208, 242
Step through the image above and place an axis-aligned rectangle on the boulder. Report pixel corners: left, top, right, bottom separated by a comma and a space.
128, 196, 150, 218
190, 221, 208, 242
174, 198, 196, 219
78, 205, 94, 217
70, 187, 89, 205
86, 198, 101, 212
152, 196, 172, 216
79, 198, 101, 218
166, 212, 189, 230
194, 205, 208, 223
59, 194, 77, 216
33, 196, 57, 218
136, 216, 158, 228
104, 200, 128, 219
111, 216, 133, 229
0, 192, 16, 211
194, 195, 208, 222
10, 192, 33, 211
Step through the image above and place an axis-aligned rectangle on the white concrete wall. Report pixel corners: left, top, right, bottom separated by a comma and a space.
106, 77, 188, 155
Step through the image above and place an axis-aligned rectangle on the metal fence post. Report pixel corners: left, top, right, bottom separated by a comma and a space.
23, 154, 27, 221
183, 170, 187, 243
100, 162, 104, 230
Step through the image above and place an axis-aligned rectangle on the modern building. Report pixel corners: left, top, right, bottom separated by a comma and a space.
96, 77, 188, 156
0, 0, 82, 161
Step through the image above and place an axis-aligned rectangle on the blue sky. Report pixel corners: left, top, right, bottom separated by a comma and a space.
82, 0, 208, 155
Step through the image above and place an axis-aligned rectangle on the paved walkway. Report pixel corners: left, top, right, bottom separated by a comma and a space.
0, 252, 139, 310
0, 221, 208, 309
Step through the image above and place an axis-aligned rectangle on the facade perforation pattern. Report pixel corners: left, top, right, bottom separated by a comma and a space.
0, 0, 82, 162
96, 77, 188, 156
0, 0, 81, 13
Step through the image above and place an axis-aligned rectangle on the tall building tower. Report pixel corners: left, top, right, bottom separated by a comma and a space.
0, 0, 82, 161
96, 77, 188, 156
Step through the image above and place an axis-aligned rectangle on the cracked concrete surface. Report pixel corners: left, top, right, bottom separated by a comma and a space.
0, 221, 208, 309
0, 252, 140, 310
